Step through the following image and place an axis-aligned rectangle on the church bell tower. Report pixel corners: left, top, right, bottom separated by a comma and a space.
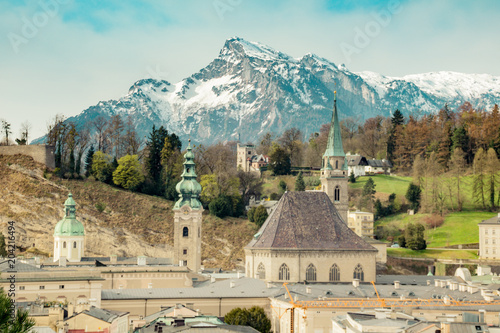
321, 91, 348, 222
173, 140, 203, 272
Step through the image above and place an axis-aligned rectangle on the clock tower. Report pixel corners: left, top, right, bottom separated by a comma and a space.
173, 140, 203, 273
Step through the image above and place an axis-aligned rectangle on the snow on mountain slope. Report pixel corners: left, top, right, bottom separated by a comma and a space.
34, 37, 500, 145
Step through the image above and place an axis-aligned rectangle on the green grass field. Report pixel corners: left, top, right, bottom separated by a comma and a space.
425, 211, 496, 247
349, 174, 412, 199
387, 248, 479, 260
377, 211, 496, 249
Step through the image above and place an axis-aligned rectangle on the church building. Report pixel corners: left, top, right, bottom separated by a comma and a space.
173, 140, 203, 273
245, 93, 377, 283
53, 193, 85, 262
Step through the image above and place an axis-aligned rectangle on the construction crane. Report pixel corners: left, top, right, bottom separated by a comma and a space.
275, 282, 500, 333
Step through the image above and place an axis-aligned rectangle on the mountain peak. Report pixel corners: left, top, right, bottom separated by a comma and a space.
219, 37, 294, 63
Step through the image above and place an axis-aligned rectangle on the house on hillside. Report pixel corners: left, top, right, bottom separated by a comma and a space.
61, 306, 129, 333
346, 153, 368, 178
236, 143, 268, 175
366, 159, 392, 174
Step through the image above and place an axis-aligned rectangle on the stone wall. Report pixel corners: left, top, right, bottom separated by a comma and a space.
0, 145, 55, 169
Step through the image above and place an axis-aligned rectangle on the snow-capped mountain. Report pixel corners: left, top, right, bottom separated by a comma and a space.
36, 37, 500, 145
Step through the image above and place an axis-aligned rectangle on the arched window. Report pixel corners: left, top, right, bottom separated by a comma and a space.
63, 242, 66, 249
279, 263, 290, 281
353, 264, 364, 281
336, 160, 338, 169
334, 186, 340, 202
257, 263, 266, 279
183, 227, 189, 237
305, 264, 316, 281
329, 264, 340, 282
73, 242, 77, 248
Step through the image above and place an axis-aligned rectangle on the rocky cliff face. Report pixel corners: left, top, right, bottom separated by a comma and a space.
35, 37, 500, 145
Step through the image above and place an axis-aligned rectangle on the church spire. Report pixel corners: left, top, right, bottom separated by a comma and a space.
174, 140, 202, 210
323, 91, 345, 158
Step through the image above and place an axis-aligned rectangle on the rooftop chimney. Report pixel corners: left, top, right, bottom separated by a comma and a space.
59, 256, 66, 267
353, 279, 360, 288
137, 256, 147, 266
110, 254, 117, 265
230, 280, 236, 288
394, 281, 400, 289
306, 287, 311, 294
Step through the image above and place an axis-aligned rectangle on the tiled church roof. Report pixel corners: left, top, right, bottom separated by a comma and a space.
246, 191, 376, 251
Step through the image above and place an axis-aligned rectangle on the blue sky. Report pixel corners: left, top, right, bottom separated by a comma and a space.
1, 0, 499, 140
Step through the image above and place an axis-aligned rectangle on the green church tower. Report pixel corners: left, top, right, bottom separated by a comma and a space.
321, 92, 348, 222
53, 193, 85, 262
173, 141, 203, 272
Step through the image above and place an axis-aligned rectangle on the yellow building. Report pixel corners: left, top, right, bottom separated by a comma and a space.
479, 214, 500, 259
348, 210, 374, 238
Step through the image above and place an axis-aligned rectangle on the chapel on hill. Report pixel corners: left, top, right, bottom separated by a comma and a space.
245, 92, 377, 283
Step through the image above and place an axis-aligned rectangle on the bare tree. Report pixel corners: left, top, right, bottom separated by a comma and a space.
1, 120, 12, 145
92, 116, 109, 152
20, 121, 31, 144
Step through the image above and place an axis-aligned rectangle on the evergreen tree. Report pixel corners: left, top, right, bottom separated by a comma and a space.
387, 109, 404, 163
472, 148, 487, 209
295, 171, 305, 191
0, 234, 6, 257
452, 126, 472, 164
361, 177, 376, 211
405, 183, 422, 212
449, 148, 466, 211
247, 207, 256, 222
485, 148, 500, 210
145, 125, 169, 195
405, 223, 426, 250
269, 145, 291, 176
253, 205, 269, 227
85, 145, 95, 177
278, 179, 287, 194
0, 289, 35, 332
349, 172, 356, 183
208, 195, 233, 218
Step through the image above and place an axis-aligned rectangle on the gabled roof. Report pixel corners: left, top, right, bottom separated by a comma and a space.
479, 215, 500, 225
246, 192, 376, 251
347, 155, 368, 167
69, 306, 128, 323
367, 159, 392, 168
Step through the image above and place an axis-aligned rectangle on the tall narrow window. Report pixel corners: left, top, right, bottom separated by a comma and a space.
257, 263, 266, 279
305, 264, 316, 281
329, 264, 340, 282
279, 263, 290, 281
334, 186, 340, 202
63, 242, 66, 249
183, 227, 189, 237
353, 264, 364, 281
336, 160, 338, 169
73, 242, 77, 248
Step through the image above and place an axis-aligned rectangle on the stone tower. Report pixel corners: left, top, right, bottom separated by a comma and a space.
173, 141, 203, 272
53, 193, 85, 262
321, 92, 348, 222
237, 143, 256, 172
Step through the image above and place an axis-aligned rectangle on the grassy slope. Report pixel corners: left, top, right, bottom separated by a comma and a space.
349, 174, 412, 199
387, 248, 478, 260
0, 154, 257, 270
